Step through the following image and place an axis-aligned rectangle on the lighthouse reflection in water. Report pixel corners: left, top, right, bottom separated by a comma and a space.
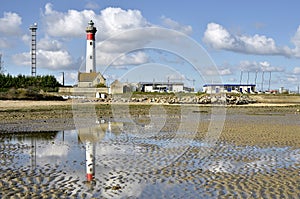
78, 120, 119, 182
85, 141, 95, 181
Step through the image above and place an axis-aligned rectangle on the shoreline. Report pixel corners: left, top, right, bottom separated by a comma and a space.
0, 99, 300, 110
1, 99, 300, 147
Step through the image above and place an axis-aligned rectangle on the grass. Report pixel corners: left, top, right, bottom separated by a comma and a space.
0, 88, 64, 101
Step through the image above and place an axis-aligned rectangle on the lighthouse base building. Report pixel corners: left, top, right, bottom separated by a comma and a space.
78, 72, 106, 88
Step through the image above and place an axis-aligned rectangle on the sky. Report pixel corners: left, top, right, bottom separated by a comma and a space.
1, 0, 300, 91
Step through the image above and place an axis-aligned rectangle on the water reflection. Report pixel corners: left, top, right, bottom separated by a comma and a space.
77, 121, 124, 182
1, 122, 300, 198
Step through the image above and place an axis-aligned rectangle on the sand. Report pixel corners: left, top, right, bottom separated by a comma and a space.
0, 100, 300, 198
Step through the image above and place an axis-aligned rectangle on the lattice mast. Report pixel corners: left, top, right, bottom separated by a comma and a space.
29, 23, 37, 76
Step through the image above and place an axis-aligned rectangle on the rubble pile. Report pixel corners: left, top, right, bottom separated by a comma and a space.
96, 94, 257, 105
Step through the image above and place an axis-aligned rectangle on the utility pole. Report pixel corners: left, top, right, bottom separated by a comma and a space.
268, 71, 272, 91
247, 71, 250, 85
261, 71, 265, 92
254, 70, 258, 85
61, 72, 65, 86
239, 71, 243, 85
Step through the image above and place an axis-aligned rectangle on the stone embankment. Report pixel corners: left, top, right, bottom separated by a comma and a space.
94, 94, 257, 105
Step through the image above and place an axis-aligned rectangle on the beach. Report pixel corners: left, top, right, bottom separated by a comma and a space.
0, 99, 300, 198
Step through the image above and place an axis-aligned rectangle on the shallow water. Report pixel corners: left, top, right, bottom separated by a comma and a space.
1, 121, 300, 198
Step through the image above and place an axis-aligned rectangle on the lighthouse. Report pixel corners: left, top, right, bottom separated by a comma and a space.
85, 20, 97, 73
77, 20, 106, 90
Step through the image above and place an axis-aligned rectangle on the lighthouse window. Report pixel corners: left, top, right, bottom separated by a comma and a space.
90, 55, 92, 59
90, 41, 92, 45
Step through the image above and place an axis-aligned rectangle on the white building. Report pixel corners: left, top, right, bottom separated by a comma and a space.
203, 84, 256, 94
139, 82, 184, 93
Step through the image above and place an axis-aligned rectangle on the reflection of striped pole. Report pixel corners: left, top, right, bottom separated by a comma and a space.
254, 71, 258, 85
261, 71, 265, 91
268, 71, 272, 91
86, 141, 95, 181
239, 71, 243, 85
247, 71, 249, 84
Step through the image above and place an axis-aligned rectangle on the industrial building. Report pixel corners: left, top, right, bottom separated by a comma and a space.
203, 83, 256, 94
139, 82, 184, 93
109, 80, 138, 94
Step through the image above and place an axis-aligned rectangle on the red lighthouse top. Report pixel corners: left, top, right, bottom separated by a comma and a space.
86, 20, 97, 40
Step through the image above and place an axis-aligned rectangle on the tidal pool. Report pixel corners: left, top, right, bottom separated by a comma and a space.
1, 121, 300, 198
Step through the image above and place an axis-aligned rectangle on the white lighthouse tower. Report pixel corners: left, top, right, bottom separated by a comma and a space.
77, 20, 106, 90
85, 20, 97, 73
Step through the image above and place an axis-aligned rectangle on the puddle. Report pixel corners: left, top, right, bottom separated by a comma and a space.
1, 121, 300, 198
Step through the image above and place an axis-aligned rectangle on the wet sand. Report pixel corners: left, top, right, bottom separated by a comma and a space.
0, 100, 300, 198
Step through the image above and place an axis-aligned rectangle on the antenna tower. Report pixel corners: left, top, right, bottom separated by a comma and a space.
29, 23, 37, 76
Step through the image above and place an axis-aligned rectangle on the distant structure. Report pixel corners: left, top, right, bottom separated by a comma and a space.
78, 20, 106, 88
109, 80, 195, 94
29, 23, 38, 76
109, 80, 138, 94
0, 53, 4, 73
139, 82, 185, 93
203, 83, 256, 94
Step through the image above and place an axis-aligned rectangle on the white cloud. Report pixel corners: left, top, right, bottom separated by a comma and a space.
286, 75, 298, 83
203, 22, 300, 58
219, 68, 232, 75
41, 4, 153, 68
202, 66, 232, 76
12, 52, 30, 66
98, 51, 149, 67
38, 37, 63, 51
203, 23, 235, 50
37, 50, 74, 69
33, 5, 200, 70
239, 34, 278, 54
85, 1, 100, 10
291, 25, 300, 57
21, 34, 30, 44
0, 38, 10, 48
0, 12, 22, 49
292, 67, 300, 74
0, 12, 22, 35
161, 16, 192, 35
13, 34, 77, 70
99, 7, 149, 38
12, 49, 75, 70
42, 4, 150, 40
43, 3, 96, 37
110, 51, 149, 66
239, 60, 284, 72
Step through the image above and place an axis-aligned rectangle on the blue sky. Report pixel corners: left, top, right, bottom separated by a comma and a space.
1, 0, 300, 91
